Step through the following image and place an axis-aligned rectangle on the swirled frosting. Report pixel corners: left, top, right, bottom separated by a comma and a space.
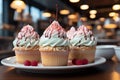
70, 25, 96, 46
39, 20, 69, 47
13, 25, 39, 48
67, 27, 76, 40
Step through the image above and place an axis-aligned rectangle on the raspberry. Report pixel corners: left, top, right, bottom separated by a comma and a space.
72, 59, 77, 65
72, 59, 89, 65
75, 59, 83, 65
31, 61, 38, 66
24, 60, 31, 66
82, 59, 88, 65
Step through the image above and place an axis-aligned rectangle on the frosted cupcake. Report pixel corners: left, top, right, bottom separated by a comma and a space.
39, 20, 69, 66
13, 25, 40, 64
69, 25, 97, 63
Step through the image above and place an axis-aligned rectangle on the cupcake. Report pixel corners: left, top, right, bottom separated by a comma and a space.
39, 20, 69, 66
67, 26, 76, 40
13, 25, 40, 64
69, 25, 97, 63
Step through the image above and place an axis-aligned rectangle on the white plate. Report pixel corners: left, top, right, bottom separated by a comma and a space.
1, 56, 106, 70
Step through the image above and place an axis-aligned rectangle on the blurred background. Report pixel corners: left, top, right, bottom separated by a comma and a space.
1, 0, 120, 59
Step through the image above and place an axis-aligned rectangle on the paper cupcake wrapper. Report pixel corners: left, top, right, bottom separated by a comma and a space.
69, 46, 96, 63
40, 51, 69, 66
15, 50, 41, 64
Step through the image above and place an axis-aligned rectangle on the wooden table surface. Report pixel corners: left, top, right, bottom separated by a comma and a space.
0, 57, 120, 80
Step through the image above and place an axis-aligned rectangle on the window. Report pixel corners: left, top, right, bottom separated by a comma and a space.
23, 6, 48, 23
0, 0, 3, 25
23, 5, 29, 16
31, 7, 48, 22
31, 6, 41, 22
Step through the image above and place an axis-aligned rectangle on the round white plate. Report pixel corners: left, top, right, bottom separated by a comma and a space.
1, 56, 106, 70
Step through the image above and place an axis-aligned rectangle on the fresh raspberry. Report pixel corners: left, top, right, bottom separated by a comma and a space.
31, 61, 38, 66
72, 59, 77, 65
24, 60, 31, 66
82, 59, 88, 65
75, 59, 83, 65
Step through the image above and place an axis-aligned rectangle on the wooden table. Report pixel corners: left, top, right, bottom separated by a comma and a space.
0, 57, 120, 80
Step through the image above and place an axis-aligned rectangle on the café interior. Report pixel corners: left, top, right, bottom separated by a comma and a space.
0, 0, 120, 63
1, 0, 120, 80
0, 0, 120, 60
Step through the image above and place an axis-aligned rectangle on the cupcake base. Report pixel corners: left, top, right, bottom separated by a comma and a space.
41, 51, 69, 66
69, 46, 96, 63
15, 49, 41, 64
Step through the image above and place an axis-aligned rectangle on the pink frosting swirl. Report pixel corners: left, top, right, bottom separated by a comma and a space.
77, 25, 93, 38
13, 25, 39, 48
67, 27, 76, 39
70, 25, 96, 46
44, 20, 66, 38
17, 25, 39, 39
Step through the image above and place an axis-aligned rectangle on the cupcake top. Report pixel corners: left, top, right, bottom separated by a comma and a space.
13, 25, 39, 49
39, 20, 69, 47
70, 25, 96, 46
67, 27, 76, 40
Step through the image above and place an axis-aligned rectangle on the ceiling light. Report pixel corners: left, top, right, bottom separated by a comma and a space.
60, 9, 70, 15
97, 25, 102, 30
90, 14, 96, 19
10, 0, 26, 10
89, 10, 97, 14
112, 4, 120, 10
109, 12, 116, 17
104, 24, 117, 29
80, 17, 87, 21
112, 13, 119, 22
99, 17, 105, 22
113, 16, 120, 22
86, 25, 92, 30
42, 12, 51, 17
68, 14, 76, 19
16, 8, 22, 13
69, 0, 80, 3
80, 4, 89, 10
104, 19, 117, 29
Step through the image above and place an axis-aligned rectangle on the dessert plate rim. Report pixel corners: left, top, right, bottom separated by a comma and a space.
1, 56, 106, 70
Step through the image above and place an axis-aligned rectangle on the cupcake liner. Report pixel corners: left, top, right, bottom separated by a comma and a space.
69, 46, 96, 63
15, 50, 41, 64
40, 51, 69, 66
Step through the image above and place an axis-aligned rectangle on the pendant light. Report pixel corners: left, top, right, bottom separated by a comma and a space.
42, 11, 51, 17
10, 0, 26, 13
69, 0, 80, 3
